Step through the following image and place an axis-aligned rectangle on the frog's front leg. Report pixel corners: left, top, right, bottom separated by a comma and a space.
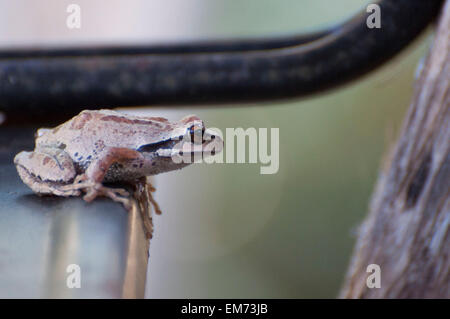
14, 148, 79, 197
74, 147, 145, 208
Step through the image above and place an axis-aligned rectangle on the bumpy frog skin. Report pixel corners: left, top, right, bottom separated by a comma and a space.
14, 109, 222, 208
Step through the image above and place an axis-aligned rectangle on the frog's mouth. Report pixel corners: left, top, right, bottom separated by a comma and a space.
137, 128, 222, 159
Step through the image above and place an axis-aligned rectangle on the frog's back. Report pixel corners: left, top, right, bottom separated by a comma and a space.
77, 110, 174, 147
37, 109, 175, 151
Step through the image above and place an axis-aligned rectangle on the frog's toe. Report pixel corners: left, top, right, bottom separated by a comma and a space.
82, 184, 131, 209
54, 188, 81, 197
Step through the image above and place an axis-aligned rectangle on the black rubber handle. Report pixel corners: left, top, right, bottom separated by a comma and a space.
0, 0, 443, 123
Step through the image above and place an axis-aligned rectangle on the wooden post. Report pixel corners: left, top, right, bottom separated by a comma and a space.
340, 1, 449, 298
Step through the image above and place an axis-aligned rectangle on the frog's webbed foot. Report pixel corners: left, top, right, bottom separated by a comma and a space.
59, 174, 131, 208
83, 183, 131, 209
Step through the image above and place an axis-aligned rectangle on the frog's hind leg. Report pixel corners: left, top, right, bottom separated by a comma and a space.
14, 150, 80, 197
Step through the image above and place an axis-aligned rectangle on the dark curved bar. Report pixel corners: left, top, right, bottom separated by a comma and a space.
0, 30, 334, 58
0, 0, 443, 123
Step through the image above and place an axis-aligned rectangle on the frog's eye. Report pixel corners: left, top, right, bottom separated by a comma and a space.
188, 124, 205, 143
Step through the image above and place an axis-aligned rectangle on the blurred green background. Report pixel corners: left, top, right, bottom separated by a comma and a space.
0, 0, 432, 298
140, 0, 432, 298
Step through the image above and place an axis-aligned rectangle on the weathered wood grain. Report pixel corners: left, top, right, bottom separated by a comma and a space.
340, 1, 449, 298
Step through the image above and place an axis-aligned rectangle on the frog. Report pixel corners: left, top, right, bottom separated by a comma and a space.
14, 109, 222, 209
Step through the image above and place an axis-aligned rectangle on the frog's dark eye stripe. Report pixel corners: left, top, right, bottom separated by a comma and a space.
137, 139, 173, 153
